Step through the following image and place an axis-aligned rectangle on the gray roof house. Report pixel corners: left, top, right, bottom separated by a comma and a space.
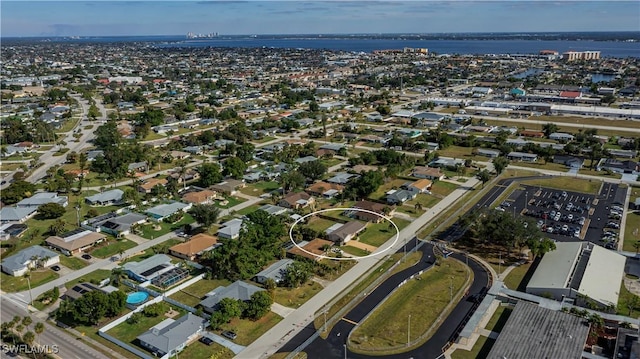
123, 254, 173, 282
89, 212, 147, 237
327, 221, 367, 245
85, 189, 124, 206
137, 313, 207, 358
327, 172, 358, 185
199, 280, 265, 313
145, 202, 192, 222
507, 152, 538, 162
258, 204, 289, 216
253, 259, 294, 285
294, 156, 318, 164
16, 192, 68, 208
217, 218, 243, 239
385, 188, 419, 205
1, 245, 60, 276
0, 206, 38, 224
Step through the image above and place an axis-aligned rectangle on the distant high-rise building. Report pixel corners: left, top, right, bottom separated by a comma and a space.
562, 50, 601, 61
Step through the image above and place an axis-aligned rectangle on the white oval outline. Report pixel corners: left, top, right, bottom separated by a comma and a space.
289, 207, 400, 261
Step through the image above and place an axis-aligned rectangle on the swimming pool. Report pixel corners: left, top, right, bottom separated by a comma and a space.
126, 291, 149, 305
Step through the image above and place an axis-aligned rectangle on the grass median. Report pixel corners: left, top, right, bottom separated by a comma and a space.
348, 257, 471, 355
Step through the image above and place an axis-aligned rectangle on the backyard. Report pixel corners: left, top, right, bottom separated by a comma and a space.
177, 340, 234, 359
107, 306, 188, 346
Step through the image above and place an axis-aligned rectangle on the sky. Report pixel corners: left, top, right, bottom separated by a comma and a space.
2, 1, 639, 37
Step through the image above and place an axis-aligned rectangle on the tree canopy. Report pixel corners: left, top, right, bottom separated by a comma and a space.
188, 204, 221, 229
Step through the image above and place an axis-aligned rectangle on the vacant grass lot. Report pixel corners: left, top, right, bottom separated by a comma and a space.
519, 176, 601, 195
430, 181, 460, 197
349, 258, 470, 353
511, 161, 569, 173
0, 270, 59, 293
405, 193, 440, 210
624, 211, 640, 252
274, 281, 324, 308
394, 205, 426, 218
218, 312, 283, 346
239, 181, 280, 196
359, 218, 410, 247
59, 255, 88, 270
450, 336, 496, 359
436, 145, 488, 162
90, 238, 137, 258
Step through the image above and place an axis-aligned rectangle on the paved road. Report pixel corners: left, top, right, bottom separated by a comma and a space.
278, 242, 491, 359
0, 296, 109, 359
238, 177, 482, 359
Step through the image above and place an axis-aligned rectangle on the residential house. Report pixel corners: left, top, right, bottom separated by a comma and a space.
138, 178, 168, 194
145, 202, 192, 222
279, 192, 315, 209
253, 259, 293, 285
85, 189, 124, 206
609, 149, 638, 159
168, 169, 200, 184
477, 148, 501, 158
137, 313, 208, 358
199, 281, 265, 314
430, 158, 465, 169
327, 221, 367, 245
352, 200, 393, 223
287, 238, 334, 261
181, 189, 219, 204
123, 254, 173, 282
305, 181, 345, 198
127, 161, 148, 173
507, 152, 538, 162
169, 233, 218, 261
258, 204, 289, 216
0, 223, 28, 240
553, 155, 585, 169
0, 207, 38, 224
217, 218, 243, 239
210, 179, 245, 195
16, 192, 68, 208
1, 245, 60, 276
62, 282, 117, 301
83, 212, 147, 237
213, 139, 236, 148
45, 230, 106, 256
169, 151, 190, 160
327, 172, 359, 185
294, 156, 318, 164
408, 179, 433, 193
597, 159, 639, 175
386, 188, 418, 205
549, 132, 575, 142
519, 130, 545, 138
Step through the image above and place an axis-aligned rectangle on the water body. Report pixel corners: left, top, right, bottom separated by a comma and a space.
155, 38, 640, 58
590, 73, 617, 83
513, 68, 545, 79
6, 36, 639, 57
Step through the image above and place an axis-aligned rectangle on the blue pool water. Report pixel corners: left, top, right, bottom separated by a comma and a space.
126, 291, 149, 305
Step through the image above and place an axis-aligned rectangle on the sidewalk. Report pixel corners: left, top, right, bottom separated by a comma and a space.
238, 177, 482, 359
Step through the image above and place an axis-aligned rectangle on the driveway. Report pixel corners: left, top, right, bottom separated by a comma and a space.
201, 332, 246, 354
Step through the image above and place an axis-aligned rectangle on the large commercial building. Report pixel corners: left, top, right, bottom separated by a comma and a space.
563, 50, 601, 61
526, 242, 625, 308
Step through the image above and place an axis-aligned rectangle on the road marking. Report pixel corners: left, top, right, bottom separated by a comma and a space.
341, 317, 358, 325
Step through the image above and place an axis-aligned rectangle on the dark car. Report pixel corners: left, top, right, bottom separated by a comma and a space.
51, 265, 61, 272
199, 337, 214, 346
222, 331, 237, 340
81, 254, 92, 260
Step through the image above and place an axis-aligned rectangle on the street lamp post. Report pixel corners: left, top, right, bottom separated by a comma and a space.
26, 276, 33, 307
343, 344, 347, 359
449, 276, 453, 302
324, 309, 327, 332
407, 314, 411, 347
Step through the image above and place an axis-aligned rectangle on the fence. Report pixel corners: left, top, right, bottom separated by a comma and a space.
98, 331, 153, 359
164, 273, 205, 296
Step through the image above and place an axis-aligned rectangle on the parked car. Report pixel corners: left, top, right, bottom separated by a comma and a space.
200, 337, 214, 346
51, 265, 61, 272
81, 254, 92, 260
222, 331, 237, 340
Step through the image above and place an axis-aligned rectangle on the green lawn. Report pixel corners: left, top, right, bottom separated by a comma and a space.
511, 161, 570, 173
405, 193, 440, 210
213, 196, 246, 209
180, 278, 232, 298
617, 281, 640, 318
519, 177, 601, 195
107, 308, 187, 344
369, 179, 408, 201
90, 238, 137, 258
484, 306, 513, 333
349, 258, 471, 353
239, 181, 280, 196
503, 262, 532, 290
65, 269, 112, 289
430, 181, 459, 197
59, 255, 88, 270
273, 281, 324, 308
218, 312, 283, 346
305, 217, 338, 233
450, 336, 495, 359
0, 270, 59, 293
138, 214, 195, 239
394, 205, 426, 218
341, 245, 371, 257
177, 340, 234, 359
168, 290, 202, 307
359, 218, 410, 247
436, 146, 487, 163
624, 211, 640, 252
320, 158, 344, 169
236, 204, 264, 216
251, 136, 277, 144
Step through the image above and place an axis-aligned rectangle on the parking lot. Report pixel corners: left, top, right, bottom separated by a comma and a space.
497, 182, 626, 249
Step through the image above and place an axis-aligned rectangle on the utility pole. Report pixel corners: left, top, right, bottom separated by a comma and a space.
324, 309, 327, 332
449, 276, 453, 302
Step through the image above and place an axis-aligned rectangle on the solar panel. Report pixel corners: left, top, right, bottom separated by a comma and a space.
141, 264, 169, 277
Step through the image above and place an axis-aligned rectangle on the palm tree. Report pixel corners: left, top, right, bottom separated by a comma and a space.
34, 322, 44, 346
633, 241, 640, 254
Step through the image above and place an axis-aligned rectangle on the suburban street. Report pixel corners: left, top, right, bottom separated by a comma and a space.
0, 296, 110, 359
